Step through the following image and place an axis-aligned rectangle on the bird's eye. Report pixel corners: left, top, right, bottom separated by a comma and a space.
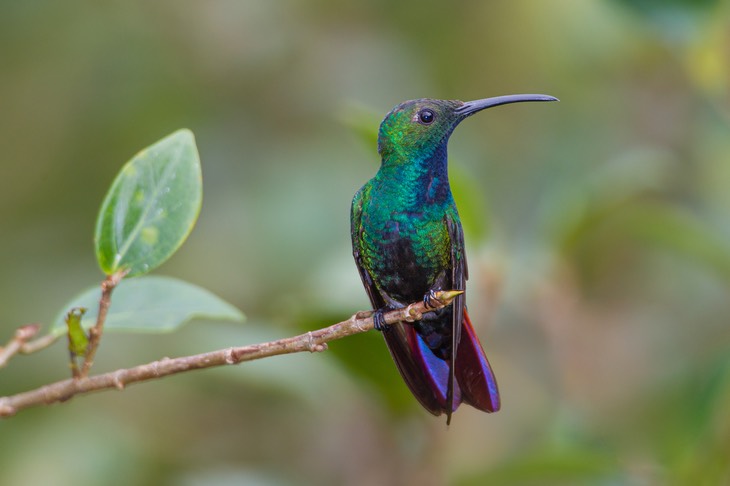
418, 109, 435, 125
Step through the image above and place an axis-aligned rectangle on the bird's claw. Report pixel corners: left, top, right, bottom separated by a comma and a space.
373, 309, 389, 332
423, 290, 441, 310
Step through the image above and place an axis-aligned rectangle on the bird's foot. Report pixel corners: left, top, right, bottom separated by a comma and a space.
373, 309, 389, 332
423, 289, 441, 310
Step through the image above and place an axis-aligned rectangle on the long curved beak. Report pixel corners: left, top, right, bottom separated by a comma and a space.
455, 94, 558, 118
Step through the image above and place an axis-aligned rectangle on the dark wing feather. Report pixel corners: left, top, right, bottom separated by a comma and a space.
445, 213, 466, 424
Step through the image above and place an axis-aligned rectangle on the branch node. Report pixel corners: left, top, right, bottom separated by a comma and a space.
224, 348, 236, 364
304, 332, 327, 353
0, 400, 15, 418
16, 324, 41, 341
404, 304, 422, 322
113, 371, 126, 390
1, 323, 45, 369
351, 312, 370, 331
151, 359, 162, 377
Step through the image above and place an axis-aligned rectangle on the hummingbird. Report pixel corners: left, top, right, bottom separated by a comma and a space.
351, 94, 557, 423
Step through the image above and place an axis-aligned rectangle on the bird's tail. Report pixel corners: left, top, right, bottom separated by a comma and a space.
455, 309, 500, 413
383, 309, 500, 418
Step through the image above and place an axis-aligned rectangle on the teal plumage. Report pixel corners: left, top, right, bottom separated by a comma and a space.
351, 94, 557, 422
354, 100, 461, 299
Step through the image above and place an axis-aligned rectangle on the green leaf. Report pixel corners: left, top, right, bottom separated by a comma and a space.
94, 129, 202, 277
51, 276, 244, 335
65, 307, 89, 356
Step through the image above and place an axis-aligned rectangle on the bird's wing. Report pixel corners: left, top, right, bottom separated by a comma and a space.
350, 185, 385, 310
445, 211, 466, 347
444, 212, 466, 423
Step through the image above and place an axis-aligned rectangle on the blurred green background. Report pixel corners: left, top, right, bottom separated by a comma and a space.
2, 1, 730, 485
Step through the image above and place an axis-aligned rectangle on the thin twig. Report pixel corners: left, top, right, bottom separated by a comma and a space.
0, 326, 64, 369
80, 269, 127, 377
20, 333, 61, 355
0, 324, 41, 369
0, 290, 462, 418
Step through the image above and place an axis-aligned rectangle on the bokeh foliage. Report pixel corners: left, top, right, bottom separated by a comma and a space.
1, 0, 729, 485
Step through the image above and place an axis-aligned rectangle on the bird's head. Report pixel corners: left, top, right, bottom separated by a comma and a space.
377, 94, 557, 161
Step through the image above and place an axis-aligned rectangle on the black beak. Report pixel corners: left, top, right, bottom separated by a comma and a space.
455, 94, 558, 118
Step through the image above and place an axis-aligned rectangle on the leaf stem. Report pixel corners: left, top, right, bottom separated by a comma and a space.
80, 269, 128, 377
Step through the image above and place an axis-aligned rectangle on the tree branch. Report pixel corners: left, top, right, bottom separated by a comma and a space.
0, 324, 41, 369
0, 290, 462, 418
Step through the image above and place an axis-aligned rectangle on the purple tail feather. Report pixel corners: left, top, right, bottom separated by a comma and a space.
383, 309, 499, 416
